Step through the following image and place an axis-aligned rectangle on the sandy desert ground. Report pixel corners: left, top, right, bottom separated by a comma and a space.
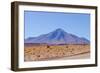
46, 52, 90, 61
24, 44, 90, 61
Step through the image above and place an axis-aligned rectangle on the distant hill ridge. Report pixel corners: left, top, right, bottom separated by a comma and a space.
25, 28, 90, 44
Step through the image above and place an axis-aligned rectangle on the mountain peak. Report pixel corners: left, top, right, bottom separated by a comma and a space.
53, 28, 67, 35
25, 28, 90, 44
55, 28, 65, 32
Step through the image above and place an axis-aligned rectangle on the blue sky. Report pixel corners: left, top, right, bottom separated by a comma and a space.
24, 11, 90, 40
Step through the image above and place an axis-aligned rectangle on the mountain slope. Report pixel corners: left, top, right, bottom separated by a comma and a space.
25, 28, 90, 44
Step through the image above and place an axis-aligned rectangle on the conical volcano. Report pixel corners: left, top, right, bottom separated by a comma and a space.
25, 28, 90, 44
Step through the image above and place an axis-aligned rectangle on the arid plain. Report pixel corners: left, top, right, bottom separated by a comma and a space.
24, 44, 90, 61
